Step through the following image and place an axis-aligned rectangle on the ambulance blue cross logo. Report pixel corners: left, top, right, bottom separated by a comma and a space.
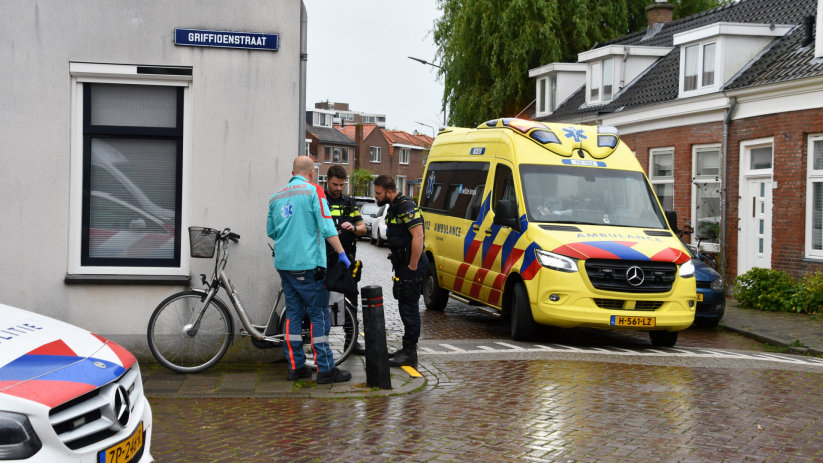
281, 202, 294, 219
563, 127, 587, 143
426, 172, 436, 199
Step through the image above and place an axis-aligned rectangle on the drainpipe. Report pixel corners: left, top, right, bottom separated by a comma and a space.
721, 96, 737, 282
298, 2, 308, 157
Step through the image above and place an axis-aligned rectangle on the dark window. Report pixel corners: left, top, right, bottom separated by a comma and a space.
81, 83, 183, 267
421, 161, 489, 220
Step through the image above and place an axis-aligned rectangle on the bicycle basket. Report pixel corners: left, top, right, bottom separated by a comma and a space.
189, 227, 219, 258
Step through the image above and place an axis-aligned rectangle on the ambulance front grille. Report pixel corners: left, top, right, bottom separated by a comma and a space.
48, 365, 142, 450
593, 299, 663, 311
585, 259, 676, 293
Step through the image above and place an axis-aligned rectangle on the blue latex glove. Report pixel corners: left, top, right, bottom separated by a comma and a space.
338, 251, 351, 269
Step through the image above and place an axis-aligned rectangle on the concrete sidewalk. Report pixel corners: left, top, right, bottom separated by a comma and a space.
720, 297, 823, 356
141, 354, 428, 399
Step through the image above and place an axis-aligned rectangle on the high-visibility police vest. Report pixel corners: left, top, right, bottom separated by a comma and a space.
386, 194, 424, 256
325, 194, 362, 260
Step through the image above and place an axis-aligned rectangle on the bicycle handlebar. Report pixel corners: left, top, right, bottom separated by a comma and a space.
219, 228, 240, 242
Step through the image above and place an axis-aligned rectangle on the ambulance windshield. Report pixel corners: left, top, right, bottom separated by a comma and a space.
520, 165, 667, 229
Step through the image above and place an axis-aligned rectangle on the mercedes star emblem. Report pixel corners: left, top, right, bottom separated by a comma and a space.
112, 385, 131, 428
626, 266, 645, 287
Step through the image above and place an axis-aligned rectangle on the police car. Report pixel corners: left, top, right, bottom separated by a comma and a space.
0, 303, 153, 462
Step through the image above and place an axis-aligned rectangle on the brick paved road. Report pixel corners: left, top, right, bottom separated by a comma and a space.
149, 241, 818, 462
151, 358, 823, 462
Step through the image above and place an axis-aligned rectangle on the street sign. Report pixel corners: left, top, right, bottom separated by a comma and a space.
174, 28, 279, 51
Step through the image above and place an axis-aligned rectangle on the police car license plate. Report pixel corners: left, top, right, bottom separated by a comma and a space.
610, 315, 656, 327
697, 293, 704, 302
99, 422, 144, 463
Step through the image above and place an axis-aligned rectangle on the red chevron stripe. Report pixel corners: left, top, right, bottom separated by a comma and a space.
502, 248, 525, 274
482, 244, 502, 269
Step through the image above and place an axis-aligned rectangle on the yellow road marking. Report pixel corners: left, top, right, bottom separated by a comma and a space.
402, 365, 422, 377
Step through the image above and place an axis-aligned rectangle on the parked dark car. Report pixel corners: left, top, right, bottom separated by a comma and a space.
684, 241, 725, 327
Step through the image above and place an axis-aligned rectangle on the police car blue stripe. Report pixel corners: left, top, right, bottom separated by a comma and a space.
0, 355, 126, 387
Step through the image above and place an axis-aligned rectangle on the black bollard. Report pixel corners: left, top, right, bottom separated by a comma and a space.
361, 285, 391, 389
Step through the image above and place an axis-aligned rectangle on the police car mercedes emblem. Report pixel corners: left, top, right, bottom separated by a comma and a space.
626, 266, 645, 287
112, 385, 131, 428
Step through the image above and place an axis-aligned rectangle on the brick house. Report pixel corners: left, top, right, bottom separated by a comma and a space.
530, 0, 823, 282
306, 109, 357, 193
337, 124, 433, 198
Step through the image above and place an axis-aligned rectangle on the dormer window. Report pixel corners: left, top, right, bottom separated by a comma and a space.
589, 58, 614, 103
683, 42, 716, 92
528, 63, 586, 118
674, 22, 791, 98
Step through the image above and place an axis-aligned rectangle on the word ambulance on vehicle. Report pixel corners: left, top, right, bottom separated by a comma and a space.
0, 303, 153, 462
419, 118, 696, 347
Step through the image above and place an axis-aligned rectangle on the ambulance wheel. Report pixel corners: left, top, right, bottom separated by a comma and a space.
423, 262, 448, 311
649, 330, 678, 347
511, 282, 538, 341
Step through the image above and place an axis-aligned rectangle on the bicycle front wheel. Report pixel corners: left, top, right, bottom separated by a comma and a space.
147, 290, 234, 374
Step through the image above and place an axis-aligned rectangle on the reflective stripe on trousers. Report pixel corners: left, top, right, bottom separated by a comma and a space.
278, 269, 334, 372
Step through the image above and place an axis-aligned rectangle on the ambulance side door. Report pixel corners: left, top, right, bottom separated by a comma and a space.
420, 161, 490, 294
471, 161, 519, 308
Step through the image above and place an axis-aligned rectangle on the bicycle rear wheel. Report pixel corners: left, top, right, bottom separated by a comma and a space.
147, 290, 234, 373
280, 298, 357, 368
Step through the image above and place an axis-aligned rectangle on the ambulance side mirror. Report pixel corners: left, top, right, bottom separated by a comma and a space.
665, 210, 678, 233
494, 199, 520, 231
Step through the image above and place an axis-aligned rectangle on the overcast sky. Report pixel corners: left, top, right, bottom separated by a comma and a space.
304, 0, 444, 137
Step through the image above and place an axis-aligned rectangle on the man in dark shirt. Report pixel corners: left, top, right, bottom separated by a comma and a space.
373, 175, 427, 368
324, 165, 367, 354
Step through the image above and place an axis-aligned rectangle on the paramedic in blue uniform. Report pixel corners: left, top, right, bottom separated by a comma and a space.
267, 156, 352, 384
373, 175, 427, 368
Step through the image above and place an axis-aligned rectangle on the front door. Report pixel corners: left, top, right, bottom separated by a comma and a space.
738, 176, 773, 274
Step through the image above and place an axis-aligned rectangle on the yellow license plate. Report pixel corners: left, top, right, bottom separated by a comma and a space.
697, 293, 704, 302
610, 315, 656, 327
99, 422, 144, 463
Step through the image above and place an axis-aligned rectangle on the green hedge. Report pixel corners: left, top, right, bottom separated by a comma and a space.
732, 268, 823, 314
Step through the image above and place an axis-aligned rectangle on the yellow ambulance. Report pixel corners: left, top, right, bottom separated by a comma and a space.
419, 118, 696, 346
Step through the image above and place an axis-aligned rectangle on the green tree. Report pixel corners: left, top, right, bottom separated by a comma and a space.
350, 168, 375, 196
433, 0, 728, 127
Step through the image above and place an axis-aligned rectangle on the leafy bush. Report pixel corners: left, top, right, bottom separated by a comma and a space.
732, 267, 797, 312
733, 268, 823, 314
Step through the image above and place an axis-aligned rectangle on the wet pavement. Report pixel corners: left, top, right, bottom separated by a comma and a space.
143, 241, 823, 461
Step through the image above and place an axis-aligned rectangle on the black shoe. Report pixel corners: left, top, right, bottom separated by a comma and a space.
387, 346, 403, 359
286, 365, 313, 381
388, 341, 417, 369
317, 367, 352, 384
352, 341, 367, 356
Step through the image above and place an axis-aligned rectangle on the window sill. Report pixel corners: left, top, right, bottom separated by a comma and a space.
65, 274, 190, 285
802, 257, 823, 265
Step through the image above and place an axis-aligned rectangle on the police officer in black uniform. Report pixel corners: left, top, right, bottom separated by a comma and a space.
373, 175, 427, 368
324, 165, 367, 354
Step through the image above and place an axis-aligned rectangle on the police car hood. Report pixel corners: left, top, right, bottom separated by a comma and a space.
0, 303, 136, 408
535, 224, 691, 264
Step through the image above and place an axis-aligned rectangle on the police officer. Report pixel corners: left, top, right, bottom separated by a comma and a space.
267, 156, 352, 384
324, 165, 367, 354
373, 175, 427, 368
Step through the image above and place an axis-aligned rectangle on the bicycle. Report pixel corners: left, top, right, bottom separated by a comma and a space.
676, 223, 718, 270
147, 227, 358, 374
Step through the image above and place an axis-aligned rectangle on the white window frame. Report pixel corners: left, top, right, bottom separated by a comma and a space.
549, 74, 557, 112
68, 62, 192, 277
341, 147, 349, 165
538, 78, 546, 114
649, 147, 675, 211
691, 144, 722, 252
333, 147, 341, 164
370, 146, 381, 163
806, 134, 823, 259
399, 148, 410, 165
324, 146, 332, 163
588, 58, 614, 105
395, 175, 407, 196
680, 40, 718, 97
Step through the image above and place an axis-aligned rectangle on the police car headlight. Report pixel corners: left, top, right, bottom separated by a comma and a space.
679, 260, 695, 278
711, 277, 724, 292
0, 411, 42, 460
535, 249, 578, 272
